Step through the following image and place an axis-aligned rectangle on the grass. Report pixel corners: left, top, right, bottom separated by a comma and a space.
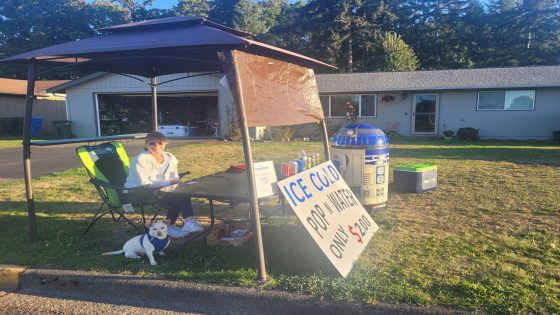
0, 134, 57, 149
1, 140, 559, 314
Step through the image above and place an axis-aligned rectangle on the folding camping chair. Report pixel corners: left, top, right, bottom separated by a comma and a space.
76, 141, 164, 234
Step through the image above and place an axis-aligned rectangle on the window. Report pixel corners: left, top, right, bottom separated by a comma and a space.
319, 94, 377, 117
331, 95, 359, 117
361, 95, 376, 116
477, 90, 535, 110
319, 95, 329, 117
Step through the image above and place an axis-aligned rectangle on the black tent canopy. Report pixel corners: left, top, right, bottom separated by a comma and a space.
1, 16, 335, 282
3, 16, 332, 76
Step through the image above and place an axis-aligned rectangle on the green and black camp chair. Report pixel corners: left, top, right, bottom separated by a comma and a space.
76, 141, 154, 234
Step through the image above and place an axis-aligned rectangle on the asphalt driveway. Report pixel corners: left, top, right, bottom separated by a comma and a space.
0, 139, 211, 179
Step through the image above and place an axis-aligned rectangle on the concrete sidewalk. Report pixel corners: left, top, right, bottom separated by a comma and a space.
0, 266, 463, 314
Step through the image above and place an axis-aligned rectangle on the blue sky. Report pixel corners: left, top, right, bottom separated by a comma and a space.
148, 0, 176, 9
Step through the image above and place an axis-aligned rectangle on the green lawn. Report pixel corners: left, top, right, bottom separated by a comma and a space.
0, 136, 23, 149
1, 140, 559, 314
0, 134, 56, 149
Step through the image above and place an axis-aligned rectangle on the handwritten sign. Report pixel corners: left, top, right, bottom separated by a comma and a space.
254, 161, 278, 198
277, 161, 378, 278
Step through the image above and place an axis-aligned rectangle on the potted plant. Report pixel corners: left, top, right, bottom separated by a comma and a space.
457, 127, 479, 141
443, 130, 454, 140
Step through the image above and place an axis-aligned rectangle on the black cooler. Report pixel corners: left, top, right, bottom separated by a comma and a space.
393, 163, 437, 193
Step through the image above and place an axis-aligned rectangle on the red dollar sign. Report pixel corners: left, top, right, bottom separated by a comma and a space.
348, 225, 363, 243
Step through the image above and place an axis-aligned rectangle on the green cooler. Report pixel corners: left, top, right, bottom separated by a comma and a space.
393, 163, 437, 193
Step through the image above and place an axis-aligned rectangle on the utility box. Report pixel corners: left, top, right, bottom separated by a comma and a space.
393, 163, 437, 193
331, 123, 389, 209
52, 120, 73, 139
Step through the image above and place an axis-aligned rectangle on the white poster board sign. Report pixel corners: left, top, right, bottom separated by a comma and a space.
277, 161, 379, 278
254, 161, 278, 198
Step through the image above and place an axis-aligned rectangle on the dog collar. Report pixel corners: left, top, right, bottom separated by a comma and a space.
140, 234, 170, 254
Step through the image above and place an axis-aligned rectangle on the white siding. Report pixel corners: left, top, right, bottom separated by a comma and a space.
319, 88, 560, 139
66, 72, 560, 139
439, 89, 560, 139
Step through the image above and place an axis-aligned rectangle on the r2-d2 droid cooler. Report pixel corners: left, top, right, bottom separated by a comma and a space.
331, 124, 389, 208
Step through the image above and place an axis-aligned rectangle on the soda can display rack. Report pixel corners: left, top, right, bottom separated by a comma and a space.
274, 152, 320, 179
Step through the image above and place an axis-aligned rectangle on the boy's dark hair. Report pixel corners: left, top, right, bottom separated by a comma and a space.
145, 131, 166, 141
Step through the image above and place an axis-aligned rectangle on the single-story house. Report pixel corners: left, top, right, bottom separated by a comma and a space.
49, 65, 560, 140
0, 78, 67, 134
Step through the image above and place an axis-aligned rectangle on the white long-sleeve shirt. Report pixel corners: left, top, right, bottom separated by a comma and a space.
124, 150, 179, 188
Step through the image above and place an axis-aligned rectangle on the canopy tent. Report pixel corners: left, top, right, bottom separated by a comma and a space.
1, 16, 335, 282
2, 16, 332, 76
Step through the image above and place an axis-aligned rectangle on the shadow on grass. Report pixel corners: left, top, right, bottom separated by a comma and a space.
0, 201, 337, 281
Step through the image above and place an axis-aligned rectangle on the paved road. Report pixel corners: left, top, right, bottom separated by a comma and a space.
0, 268, 458, 315
0, 139, 211, 179
0, 291, 202, 314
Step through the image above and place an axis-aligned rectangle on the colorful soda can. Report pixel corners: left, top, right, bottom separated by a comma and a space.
297, 159, 304, 173
279, 163, 286, 177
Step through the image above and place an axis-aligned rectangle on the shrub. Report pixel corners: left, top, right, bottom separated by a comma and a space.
272, 126, 295, 141
326, 121, 344, 137
457, 127, 479, 141
227, 122, 241, 141
443, 130, 454, 137
384, 130, 403, 140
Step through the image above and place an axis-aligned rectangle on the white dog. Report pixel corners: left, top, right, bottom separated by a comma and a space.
102, 220, 170, 266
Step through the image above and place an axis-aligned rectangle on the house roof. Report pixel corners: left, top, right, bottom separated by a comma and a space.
0, 78, 68, 96
49, 65, 560, 94
316, 65, 560, 93
46, 72, 106, 93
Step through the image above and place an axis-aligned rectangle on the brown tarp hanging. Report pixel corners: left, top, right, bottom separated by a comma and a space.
222, 50, 324, 127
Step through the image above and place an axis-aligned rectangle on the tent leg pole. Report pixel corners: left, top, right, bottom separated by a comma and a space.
238, 119, 267, 282
151, 76, 158, 131
219, 50, 267, 282
23, 60, 37, 242
320, 119, 331, 161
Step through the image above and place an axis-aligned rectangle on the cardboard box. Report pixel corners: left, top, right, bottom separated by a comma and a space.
219, 232, 253, 247
206, 220, 252, 247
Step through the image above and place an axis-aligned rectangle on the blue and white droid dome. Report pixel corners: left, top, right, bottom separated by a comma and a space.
331, 123, 389, 147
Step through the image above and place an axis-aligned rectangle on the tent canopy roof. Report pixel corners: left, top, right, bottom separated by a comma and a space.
1, 16, 334, 77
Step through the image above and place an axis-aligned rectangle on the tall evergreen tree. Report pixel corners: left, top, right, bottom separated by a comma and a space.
234, 0, 283, 35
370, 31, 419, 71
109, 0, 153, 21
353, 0, 398, 71
174, 0, 211, 18
258, 1, 308, 51
393, 0, 481, 69
301, 0, 369, 72
483, 0, 560, 66
208, 0, 239, 27
0, 0, 94, 59
88, 0, 129, 31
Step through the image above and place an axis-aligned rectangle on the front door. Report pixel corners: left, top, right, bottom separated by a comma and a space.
412, 94, 439, 135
